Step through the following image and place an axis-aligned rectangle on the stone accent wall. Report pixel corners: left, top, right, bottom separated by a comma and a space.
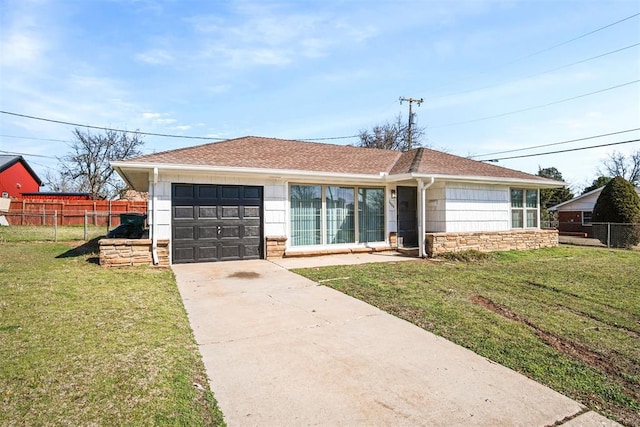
266, 236, 287, 259
99, 239, 170, 267
389, 232, 397, 247
425, 229, 558, 257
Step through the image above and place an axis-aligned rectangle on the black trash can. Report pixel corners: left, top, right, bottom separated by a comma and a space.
107, 213, 147, 238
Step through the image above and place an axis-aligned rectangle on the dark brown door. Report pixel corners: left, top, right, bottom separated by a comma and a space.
397, 186, 418, 247
171, 184, 263, 263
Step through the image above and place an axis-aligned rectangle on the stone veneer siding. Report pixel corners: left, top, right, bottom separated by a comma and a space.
99, 239, 170, 267
266, 236, 287, 259
425, 229, 558, 257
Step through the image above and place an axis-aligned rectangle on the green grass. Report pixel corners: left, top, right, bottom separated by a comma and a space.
0, 225, 108, 242
0, 241, 225, 426
294, 246, 640, 426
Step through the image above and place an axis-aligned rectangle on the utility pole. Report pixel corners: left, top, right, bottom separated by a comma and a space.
399, 97, 424, 150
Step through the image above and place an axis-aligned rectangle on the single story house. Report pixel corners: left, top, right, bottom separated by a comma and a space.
549, 186, 640, 237
0, 155, 42, 198
111, 136, 562, 266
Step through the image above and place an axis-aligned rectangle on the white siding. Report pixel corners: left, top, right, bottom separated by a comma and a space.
441, 184, 510, 232
555, 191, 600, 212
425, 184, 446, 232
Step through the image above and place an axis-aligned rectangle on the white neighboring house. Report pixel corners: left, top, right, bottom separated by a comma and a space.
111, 136, 562, 265
549, 186, 640, 237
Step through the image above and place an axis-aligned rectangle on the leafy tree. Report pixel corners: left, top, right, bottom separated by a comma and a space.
55, 128, 144, 199
600, 150, 639, 186
537, 167, 573, 223
582, 176, 612, 195
357, 114, 425, 151
591, 176, 640, 248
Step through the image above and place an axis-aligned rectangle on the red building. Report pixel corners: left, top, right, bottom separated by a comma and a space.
0, 155, 43, 198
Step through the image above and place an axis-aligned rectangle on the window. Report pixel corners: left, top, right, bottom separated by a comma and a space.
290, 185, 385, 246
511, 189, 538, 228
326, 186, 355, 244
290, 185, 321, 246
358, 188, 385, 242
582, 211, 593, 226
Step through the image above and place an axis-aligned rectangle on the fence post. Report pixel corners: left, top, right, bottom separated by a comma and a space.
84, 210, 88, 241
607, 222, 611, 248
54, 210, 58, 242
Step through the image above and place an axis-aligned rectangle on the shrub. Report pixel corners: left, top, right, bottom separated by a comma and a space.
591, 176, 640, 248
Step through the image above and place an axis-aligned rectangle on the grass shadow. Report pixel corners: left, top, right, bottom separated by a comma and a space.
56, 236, 103, 264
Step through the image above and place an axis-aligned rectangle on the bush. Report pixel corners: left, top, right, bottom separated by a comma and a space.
592, 176, 640, 248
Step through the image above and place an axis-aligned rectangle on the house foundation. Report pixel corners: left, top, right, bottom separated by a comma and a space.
99, 238, 170, 267
425, 229, 559, 257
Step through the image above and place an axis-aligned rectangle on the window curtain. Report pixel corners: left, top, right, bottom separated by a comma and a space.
290, 185, 321, 246
325, 186, 355, 244
358, 188, 384, 242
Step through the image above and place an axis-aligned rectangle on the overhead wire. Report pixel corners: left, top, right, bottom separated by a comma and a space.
470, 128, 640, 158
425, 42, 640, 101
430, 79, 640, 129
486, 138, 640, 161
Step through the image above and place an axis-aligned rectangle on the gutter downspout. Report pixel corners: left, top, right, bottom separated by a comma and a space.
417, 177, 435, 258
151, 167, 159, 265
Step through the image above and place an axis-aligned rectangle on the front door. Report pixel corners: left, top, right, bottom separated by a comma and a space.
397, 186, 418, 247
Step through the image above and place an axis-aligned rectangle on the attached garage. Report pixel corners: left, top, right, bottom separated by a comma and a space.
172, 183, 263, 263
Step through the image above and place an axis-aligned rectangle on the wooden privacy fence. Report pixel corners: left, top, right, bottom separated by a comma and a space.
4, 198, 147, 226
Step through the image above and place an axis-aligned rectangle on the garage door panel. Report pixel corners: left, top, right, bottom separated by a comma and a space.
198, 246, 218, 261
199, 226, 218, 239
174, 206, 194, 220
221, 206, 239, 218
198, 185, 217, 199
173, 246, 195, 263
244, 225, 260, 237
198, 206, 217, 219
173, 184, 195, 200
174, 226, 195, 240
172, 184, 263, 263
243, 186, 261, 199
221, 186, 240, 199
244, 206, 260, 218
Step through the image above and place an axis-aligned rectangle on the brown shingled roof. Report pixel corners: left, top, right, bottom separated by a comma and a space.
129, 136, 401, 175
125, 136, 548, 182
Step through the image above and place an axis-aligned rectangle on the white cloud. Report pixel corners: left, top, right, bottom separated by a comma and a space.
135, 49, 174, 65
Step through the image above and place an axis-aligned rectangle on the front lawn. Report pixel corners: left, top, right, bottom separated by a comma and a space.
0, 241, 225, 426
295, 247, 640, 426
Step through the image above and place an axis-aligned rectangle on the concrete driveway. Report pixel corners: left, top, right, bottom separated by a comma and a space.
173, 257, 618, 426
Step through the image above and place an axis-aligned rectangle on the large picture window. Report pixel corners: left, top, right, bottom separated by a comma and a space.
511, 188, 538, 228
290, 185, 385, 246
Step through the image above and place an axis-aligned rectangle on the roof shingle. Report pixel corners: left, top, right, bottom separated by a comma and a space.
125, 136, 548, 182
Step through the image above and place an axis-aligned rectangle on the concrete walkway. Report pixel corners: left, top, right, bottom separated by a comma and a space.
173, 255, 619, 426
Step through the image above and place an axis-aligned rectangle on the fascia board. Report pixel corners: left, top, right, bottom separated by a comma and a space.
110, 162, 388, 184
385, 172, 564, 188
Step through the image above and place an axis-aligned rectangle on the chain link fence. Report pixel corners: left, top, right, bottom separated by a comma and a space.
542, 220, 640, 250
0, 211, 125, 242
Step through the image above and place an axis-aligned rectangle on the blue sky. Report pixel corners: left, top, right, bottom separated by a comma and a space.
1, 0, 639, 193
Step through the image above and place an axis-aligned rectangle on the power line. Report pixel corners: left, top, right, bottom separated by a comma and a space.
426, 42, 640, 101
422, 12, 640, 94
471, 128, 640, 158
0, 149, 57, 159
488, 138, 640, 161
431, 79, 640, 129
0, 111, 226, 140
0, 134, 72, 143
0, 110, 359, 142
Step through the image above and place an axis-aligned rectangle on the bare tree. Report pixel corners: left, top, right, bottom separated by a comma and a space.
58, 128, 144, 199
43, 169, 81, 193
357, 114, 425, 151
600, 150, 640, 186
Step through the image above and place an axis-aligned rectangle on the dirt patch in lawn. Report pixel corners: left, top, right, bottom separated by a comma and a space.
471, 295, 639, 405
